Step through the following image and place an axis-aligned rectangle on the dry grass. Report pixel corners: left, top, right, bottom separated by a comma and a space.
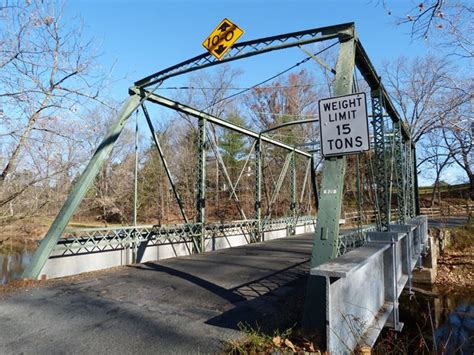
224, 323, 323, 354
435, 223, 474, 292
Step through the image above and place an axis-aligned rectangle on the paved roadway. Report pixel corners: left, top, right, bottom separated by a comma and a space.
0, 217, 467, 354
0, 234, 314, 354
427, 216, 468, 228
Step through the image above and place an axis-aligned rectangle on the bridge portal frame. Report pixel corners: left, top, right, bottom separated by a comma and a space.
23, 22, 419, 285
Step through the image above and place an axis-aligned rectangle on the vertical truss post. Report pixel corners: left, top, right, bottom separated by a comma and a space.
196, 117, 207, 252
371, 88, 390, 231
255, 138, 262, 241
413, 147, 420, 216
310, 32, 355, 268
132, 110, 139, 262
393, 122, 406, 224
405, 140, 414, 218
355, 154, 363, 232
133, 112, 139, 226
23, 94, 142, 279
303, 29, 356, 330
408, 144, 418, 218
289, 152, 297, 235
310, 156, 319, 211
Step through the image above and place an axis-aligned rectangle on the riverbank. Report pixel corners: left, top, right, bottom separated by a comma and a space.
435, 223, 474, 292
373, 223, 473, 354
0, 218, 47, 248
0, 217, 126, 249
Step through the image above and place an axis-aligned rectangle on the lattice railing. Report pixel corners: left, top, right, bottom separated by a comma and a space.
337, 226, 377, 256
50, 216, 370, 258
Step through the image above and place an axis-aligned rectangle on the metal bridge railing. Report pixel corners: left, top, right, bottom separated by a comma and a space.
337, 225, 377, 257
54, 216, 318, 257
51, 215, 372, 258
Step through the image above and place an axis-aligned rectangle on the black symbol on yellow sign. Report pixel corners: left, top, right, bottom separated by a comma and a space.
202, 18, 244, 60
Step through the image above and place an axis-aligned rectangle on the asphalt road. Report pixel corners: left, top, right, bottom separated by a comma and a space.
0, 217, 467, 354
0, 234, 314, 354
428, 216, 468, 228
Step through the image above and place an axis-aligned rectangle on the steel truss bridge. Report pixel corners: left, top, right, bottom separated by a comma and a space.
22, 22, 424, 353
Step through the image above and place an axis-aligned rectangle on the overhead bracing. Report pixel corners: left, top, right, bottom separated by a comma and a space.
129, 87, 312, 158
135, 23, 354, 88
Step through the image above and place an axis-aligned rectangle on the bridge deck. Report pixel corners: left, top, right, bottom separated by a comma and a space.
0, 233, 314, 354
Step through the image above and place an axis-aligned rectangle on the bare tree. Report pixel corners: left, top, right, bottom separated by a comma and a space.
382, 55, 469, 143
377, 1, 473, 58
418, 129, 454, 205
0, 0, 110, 187
441, 104, 473, 197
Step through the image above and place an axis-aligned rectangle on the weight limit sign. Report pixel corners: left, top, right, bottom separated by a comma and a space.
318, 92, 370, 157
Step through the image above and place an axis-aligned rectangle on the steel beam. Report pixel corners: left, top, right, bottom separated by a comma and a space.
259, 118, 319, 135
405, 141, 414, 218
290, 153, 297, 234
135, 23, 354, 87
196, 118, 207, 252
311, 32, 355, 267
310, 156, 319, 211
303, 30, 356, 331
255, 139, 262, 241
22, 95, 143, 279
300, 158, 311, 206
413, 147, 420, 215
393, 122, 407, 223
129, 87, 311, 158
355, 40, 412, 145
372, 88, 391, 231
409, 146, 417, 217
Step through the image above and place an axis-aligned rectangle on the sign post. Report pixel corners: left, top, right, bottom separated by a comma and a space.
202, 18, 244, 60
318, 92, 369, 157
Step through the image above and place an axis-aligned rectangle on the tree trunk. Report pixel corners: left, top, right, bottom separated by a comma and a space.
0, 95, 51, 182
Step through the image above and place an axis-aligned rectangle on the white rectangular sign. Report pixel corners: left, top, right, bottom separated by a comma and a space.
318, 92, 370, 157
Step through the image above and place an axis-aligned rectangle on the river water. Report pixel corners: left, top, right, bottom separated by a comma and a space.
0, 244, 35, 285
374, 284, 473, 353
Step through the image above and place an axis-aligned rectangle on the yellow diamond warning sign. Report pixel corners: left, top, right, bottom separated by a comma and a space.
202, 18, 244, 60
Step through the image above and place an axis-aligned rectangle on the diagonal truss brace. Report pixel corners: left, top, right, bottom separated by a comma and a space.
206, 127, 247, 221
141, 104, 193, 225
263, 151, 294, 221
23, 95, 143, 279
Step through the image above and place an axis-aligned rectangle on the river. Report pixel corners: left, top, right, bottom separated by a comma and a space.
0, 243, 35, 285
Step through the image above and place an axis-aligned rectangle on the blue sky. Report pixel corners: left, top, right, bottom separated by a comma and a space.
64, 0, 431, 98
63, 1, 461, 185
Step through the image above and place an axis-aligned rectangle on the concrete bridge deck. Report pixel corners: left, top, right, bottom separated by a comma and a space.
0, 233, 314, 354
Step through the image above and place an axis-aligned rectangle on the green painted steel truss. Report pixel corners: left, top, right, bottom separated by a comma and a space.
23, 23, 419, 286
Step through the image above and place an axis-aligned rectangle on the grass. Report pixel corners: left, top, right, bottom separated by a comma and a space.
225, 322, 322, 354
446, 222, 474, 252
